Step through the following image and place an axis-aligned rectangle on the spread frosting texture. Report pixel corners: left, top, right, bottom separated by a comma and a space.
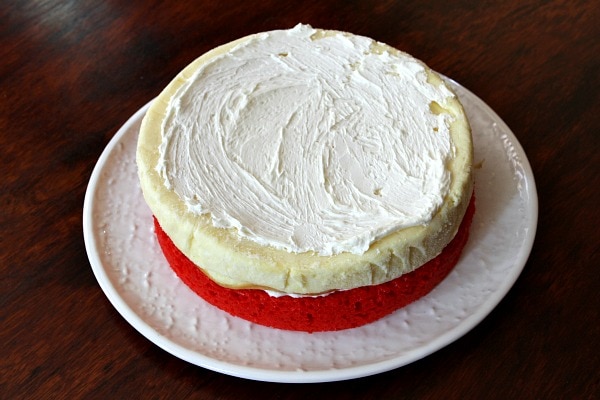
157, 24, 456, 256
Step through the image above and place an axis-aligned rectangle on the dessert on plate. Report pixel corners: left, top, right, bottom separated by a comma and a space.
137, 24, 474, 332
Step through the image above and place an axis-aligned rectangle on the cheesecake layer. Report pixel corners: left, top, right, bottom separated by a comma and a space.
137, 25, 473, 294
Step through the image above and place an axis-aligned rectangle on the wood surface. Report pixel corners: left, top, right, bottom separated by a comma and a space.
2, 0, 599, 398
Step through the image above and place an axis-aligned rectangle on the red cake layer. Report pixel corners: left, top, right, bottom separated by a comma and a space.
154, 195, 475, 333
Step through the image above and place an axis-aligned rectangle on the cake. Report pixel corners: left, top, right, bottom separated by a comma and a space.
137, 24, 474, 332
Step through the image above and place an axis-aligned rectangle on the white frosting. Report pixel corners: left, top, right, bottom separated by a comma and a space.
157, 24, 456, 256
263, 289, 334, 298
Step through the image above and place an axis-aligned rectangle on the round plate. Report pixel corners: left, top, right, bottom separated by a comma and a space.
83, 80, 537, 383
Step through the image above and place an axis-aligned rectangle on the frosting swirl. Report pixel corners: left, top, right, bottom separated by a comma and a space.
157, 24, 456, 255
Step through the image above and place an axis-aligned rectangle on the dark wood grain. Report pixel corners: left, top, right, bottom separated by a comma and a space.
2, 0, 599, 398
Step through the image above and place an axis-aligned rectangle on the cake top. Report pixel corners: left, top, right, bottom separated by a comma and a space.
156, 24, 457, 256
138, 25, 473, 293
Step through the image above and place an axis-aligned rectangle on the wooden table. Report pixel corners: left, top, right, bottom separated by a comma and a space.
2, 0, 598, 398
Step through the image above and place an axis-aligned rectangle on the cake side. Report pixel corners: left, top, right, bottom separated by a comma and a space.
153, 194, 475, 332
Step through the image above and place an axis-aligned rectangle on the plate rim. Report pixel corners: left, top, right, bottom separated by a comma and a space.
83, 81, 538, 383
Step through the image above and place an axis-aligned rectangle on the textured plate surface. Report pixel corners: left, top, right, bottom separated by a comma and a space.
83, 81, 537, 383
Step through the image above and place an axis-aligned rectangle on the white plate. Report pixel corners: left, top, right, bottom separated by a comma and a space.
83, 80, 537, 383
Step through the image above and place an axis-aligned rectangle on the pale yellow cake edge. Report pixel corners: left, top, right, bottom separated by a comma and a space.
136, 28, 473, 294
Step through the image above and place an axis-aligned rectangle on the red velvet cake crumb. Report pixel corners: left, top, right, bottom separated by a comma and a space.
154, 196, 475, 333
